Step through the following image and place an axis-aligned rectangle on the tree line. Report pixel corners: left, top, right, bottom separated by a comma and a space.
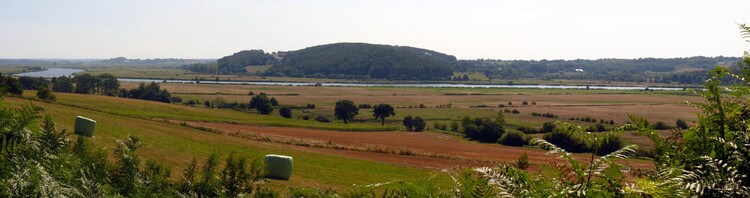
456, 56, 740, 84
180, 63, 217, 74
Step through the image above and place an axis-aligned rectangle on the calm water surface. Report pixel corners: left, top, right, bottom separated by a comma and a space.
17, 68, 687, 91
14, 68, 84, 78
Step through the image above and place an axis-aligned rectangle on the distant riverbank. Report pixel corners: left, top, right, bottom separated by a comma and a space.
13, 68, 84, 78
17, 68, 689, 91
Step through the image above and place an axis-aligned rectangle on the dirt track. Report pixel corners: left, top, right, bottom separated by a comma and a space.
188, 121, 654, 170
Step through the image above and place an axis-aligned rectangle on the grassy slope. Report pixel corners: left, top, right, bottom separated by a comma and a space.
3, 96, 450, 190
31, 91, 396, 131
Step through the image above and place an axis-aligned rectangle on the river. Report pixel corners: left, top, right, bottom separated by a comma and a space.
13, 68, 85, 78
16, 68, 688, 91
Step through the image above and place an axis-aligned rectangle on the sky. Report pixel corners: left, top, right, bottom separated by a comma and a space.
1, 0, 748, 60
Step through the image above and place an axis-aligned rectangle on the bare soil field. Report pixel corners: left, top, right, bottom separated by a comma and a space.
187, 121, 655, 170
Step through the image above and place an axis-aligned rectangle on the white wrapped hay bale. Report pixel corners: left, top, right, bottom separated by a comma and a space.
264, 154, 293, 180
74, 116, 96, 137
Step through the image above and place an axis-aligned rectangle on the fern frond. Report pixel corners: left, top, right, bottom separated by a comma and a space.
741, 23, 750, 42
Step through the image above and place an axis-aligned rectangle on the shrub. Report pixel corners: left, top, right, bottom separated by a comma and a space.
36, 87, 56, 101
433, 122, 448, 130
279, 107, 292, 118
255, 188, 280, 198
511, 109, 520, 114
676, 119, 688, 129
463, 117, 504, 142
412, 117, 426, 132
305, 103, 316, 109
653, 121, 669, 130
249, 95, 273, 114
248, 91, 254, 95
517, 126, 540, 134
522, 101, 528, 105
450, 121, 459, 132
595, 133, 623, 156
270, 97, 279, 106
288, 187, 338, 198
403, 115, 414, 131
499, 131, 528, 147
170, 96, 183, 103
595, 123, 606, 132
314, 115, 331, 123
515, 153, 530, 170
543, 129, 590, 153
358, 104, 372, 109
542, 122, 555, 133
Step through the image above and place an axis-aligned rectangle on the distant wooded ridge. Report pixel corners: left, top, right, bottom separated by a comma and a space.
209, 42, 740, 82
0, 42, 742, 83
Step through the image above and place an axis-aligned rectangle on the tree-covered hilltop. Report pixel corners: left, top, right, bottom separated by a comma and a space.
217, 50, 276, 74
264, 43, 456, 80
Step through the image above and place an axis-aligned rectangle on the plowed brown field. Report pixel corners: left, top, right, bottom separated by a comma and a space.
186, 121, 654, 170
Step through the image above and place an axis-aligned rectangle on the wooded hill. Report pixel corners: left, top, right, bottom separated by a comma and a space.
217, 50, 276, 74
263, 43, 456, 80
456, 56, 740, 83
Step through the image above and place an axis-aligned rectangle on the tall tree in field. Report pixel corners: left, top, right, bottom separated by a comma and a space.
334, 100, 359, 124
249, 95, 273, 114
372, 104, 395, 125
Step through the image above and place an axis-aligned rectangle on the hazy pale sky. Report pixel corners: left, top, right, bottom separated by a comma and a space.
1, 0, 748, 60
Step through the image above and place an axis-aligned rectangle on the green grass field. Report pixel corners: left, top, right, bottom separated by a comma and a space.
23, 91, 397, 131
3, 96, 451, 191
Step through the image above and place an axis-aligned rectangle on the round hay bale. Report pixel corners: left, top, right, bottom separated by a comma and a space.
74, 116, 96, 137
264, 154, 293, 180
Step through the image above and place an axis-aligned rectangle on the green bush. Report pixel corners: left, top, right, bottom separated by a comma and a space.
36, 87, 56, 101
412, 117, 426, 132
676, 119, 688, 129
498, 131, 528, 147
653, 121, 669, 130
595, 133, 623, 156
542, 129, 590, 153
314, 115, 331, 123
515, 153, 530, 170
595, 123, 606, 132
403, 115, 414, 131
279, 107, 292, 118
463, 117, 504, 142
